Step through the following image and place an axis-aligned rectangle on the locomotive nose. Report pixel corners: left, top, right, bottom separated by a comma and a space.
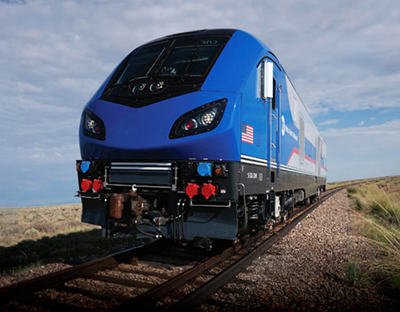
80, 92, 240, 161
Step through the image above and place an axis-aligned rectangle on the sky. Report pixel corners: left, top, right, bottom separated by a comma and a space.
1, 0, 400, 207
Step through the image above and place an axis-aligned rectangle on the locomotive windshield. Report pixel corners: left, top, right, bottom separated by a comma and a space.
114, 41, 168, 85
159, 37, 229, 77
102, 35, 231, 108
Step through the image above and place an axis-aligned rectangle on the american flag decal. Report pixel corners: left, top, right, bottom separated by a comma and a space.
241, 123, 254, 144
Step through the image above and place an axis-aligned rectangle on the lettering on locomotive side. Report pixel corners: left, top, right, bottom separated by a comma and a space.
247, 172, 258, 179
282, 115, 298, 141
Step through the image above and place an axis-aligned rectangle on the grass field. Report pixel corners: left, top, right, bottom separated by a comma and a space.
0, 204, 137, 275
327, 176, 390, 189
346, 175, 400, 295
0, 204, 95, 248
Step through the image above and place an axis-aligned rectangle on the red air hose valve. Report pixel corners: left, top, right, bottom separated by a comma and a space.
92, 179, 103, 193
186, 183, 199, 199
201, 183, 216, 199
81, 179, 92, 192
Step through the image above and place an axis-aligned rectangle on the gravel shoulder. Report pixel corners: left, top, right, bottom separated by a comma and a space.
199, 190, 399, 311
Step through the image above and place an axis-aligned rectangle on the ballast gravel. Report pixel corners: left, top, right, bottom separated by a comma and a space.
197, 190, 399, 311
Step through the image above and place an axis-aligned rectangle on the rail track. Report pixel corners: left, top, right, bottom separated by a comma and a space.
0, 186, 347, 311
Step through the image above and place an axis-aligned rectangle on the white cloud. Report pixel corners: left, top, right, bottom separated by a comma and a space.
322, 120, 400, 181
323, 119, 400, 138
358, 121, 365, 126
380, 109, 394, 114
319, 119, 340, 126
17, 81, 43, 93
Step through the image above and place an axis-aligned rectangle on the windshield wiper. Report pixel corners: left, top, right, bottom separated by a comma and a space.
176, 48, 200, 82
112, 57, 157, 89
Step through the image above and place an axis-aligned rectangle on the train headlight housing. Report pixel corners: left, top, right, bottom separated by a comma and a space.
169, 98, 227, 139
82, 109, 106, 140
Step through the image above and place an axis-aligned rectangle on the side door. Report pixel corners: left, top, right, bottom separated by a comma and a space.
259, 59, 281, 180
270, 76, 280, 165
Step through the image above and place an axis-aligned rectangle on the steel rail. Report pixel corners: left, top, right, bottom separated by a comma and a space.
110, 246, 234, 311
111, 225, 268, 310
172, 187, 345, 310
0, 240, 162, 301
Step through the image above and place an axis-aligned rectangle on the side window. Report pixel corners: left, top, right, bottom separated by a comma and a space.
257, 60, 273, 100
257, 62, 264, 99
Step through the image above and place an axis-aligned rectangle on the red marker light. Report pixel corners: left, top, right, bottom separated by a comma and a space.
184, 118, 198, 130
186, 183, 199, 198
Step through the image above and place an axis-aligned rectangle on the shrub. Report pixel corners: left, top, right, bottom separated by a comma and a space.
364, 185, 400, 225
347, 187, 358, 194
355, 198, 363, 211
23, 228, 40, 239
345, 259, 365, 285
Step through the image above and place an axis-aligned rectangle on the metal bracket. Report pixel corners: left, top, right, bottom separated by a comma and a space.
189, 200, 232, 208
75, 192, 101, 200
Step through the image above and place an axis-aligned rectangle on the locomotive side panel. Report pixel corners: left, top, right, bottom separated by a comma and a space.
280, 75, 327, 194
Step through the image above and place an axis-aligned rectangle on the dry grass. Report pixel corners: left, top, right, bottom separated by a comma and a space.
0, 204, 138, 276
347, 176, 400, 294
0, 204, 98, 247
327, 176, 391, 189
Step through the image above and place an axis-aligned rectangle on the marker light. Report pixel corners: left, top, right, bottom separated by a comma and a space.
184, 119, 198, 130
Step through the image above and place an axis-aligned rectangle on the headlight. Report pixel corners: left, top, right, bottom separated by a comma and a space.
82, 109, 106, 140
86, 116, 100, 134
200, 109, 217, 126
169, 98, 227, 139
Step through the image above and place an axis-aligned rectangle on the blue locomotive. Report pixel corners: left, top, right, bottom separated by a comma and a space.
76, 29, 327, 246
